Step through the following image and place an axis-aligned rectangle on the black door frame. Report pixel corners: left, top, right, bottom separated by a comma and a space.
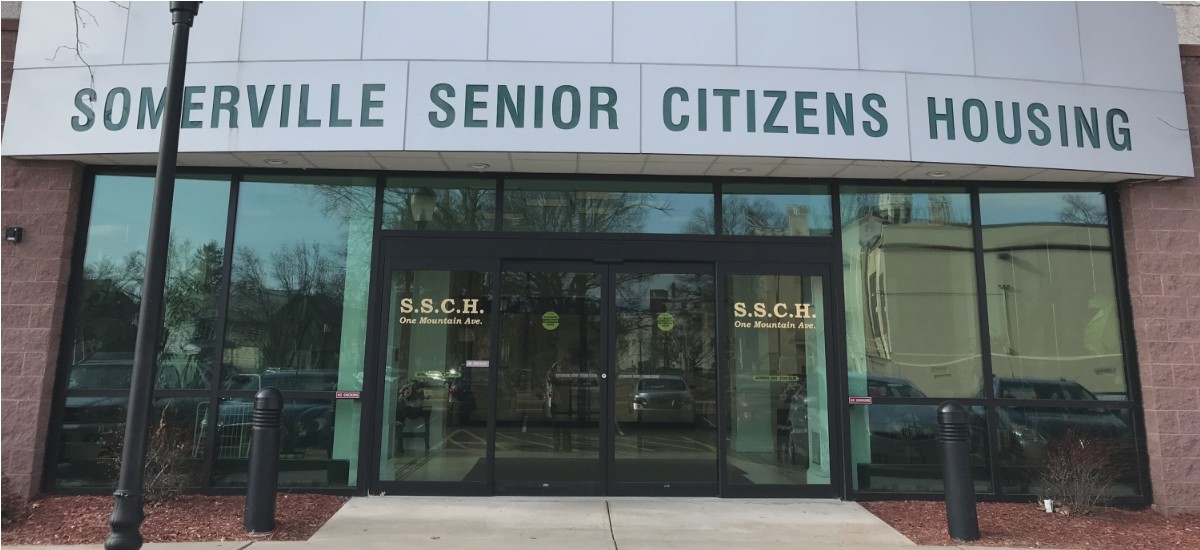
366, 234, 841, 497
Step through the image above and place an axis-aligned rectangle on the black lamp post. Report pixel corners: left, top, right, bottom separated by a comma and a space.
105, 3, 200, 550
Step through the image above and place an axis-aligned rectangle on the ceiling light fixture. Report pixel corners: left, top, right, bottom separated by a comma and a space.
264, 159, 287, 165
468, 162, 490, 171
926, 170, 950, 178
730, 167, 752, 174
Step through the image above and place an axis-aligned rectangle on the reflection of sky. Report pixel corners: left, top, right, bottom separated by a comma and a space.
86, 176, 230, 266
234, 183, 348, 255
980, 192, 1106, 225
645, 193, 714, 233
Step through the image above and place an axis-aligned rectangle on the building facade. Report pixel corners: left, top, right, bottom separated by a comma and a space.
1, 1, 1198, 513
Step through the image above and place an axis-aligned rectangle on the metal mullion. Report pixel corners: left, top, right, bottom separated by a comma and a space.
43, 171, 99, 492
714, 265, 729, 496
357, 176, 386, 495
829, 183, 856, 500
1104, 187, 1152, 500
203, 174, 241, 488
970, 187, 1002, 496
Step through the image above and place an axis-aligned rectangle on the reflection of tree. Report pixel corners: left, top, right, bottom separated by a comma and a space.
1058, 194, 1108, 225
227, 243, 344, 375
156, 239, 224, 389
72, 252, 145, 363
505, 190, 665, 233
383, 186, 496, 230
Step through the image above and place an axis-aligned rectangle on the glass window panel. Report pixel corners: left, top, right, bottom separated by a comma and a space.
849, 404, 991, 493
724, 274, 832, 486
65, 174, 231, 391
613, 272, 717, 484
378, 270, 492, 483
502, 179, 714, 234
980, 191, 1127, 400
221, 175, 375, 392
995, 406, 1140, 497
383, 177, 496, 231
53, 397, 206, 489
210, 397, 357, 488
721, 183, 833, 237
841, 187, 983, 398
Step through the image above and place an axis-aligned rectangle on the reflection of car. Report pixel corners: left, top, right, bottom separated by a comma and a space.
209, 370, 341, 457
630, 376, 694, 424
990, 377, 1131, 463
543, 368, 601, 422
67, 354, 135, 389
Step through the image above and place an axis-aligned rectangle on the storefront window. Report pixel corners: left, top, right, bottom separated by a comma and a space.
721, 184, 832, 237
995, 406, 1140, 496
841, 187, 983, 398
502, 179, 714, 234
219, 175, 375, 488
980, 191, 1127, 400
383, 178, 496, 231
211, 397, 358, 488
849, 404, 991, 492
65, 174, 231, 391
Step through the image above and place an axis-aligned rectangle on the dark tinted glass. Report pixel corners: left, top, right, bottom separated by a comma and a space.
980, 191, 1127, 400
995, 406, 1140, 496
721, 183, 832, 236
53, 397, 205, 488
210, 397, 358, 488
849, 404, 991, 493
383, 178, 496, 230
503, 180, 713, 234
841, 187, 983, 398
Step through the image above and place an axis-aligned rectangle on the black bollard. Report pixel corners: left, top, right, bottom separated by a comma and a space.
938, 401, 980, 541
245, 387, 283, 534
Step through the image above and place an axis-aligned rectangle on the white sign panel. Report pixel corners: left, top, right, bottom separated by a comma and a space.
1, 60, 1193, 178
405, 61, 640, 153
907, 74, 1193, 176
2, 61, 409, 155
640, 65, 910, 161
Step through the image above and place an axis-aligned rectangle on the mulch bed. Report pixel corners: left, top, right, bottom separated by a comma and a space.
862, 500, 1200, 549
1, 493, 347, 545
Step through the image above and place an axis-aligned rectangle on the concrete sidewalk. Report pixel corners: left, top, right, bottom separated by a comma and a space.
2, 496, 1065, 550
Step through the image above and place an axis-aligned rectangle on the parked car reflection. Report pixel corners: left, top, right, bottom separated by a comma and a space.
630, 375, 695, 424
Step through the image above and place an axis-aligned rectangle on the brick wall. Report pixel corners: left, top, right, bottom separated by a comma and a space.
1, 17, 84, 497
1120, 45, 1200, 516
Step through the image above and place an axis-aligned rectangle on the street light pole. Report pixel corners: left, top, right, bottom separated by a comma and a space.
105, 3, 200, 550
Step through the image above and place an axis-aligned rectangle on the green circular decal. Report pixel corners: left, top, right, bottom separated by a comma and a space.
656, 312, 675, 332
542, 311, 560, 331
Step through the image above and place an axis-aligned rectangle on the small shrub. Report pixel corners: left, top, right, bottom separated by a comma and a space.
100, 408, 198, 505
1, 476, 31, 528
1037, 430, 1121, 516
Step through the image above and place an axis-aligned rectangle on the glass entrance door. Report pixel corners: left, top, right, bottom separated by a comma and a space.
492, 262, 719, 495
495, 263, 605, 495
372, 258, 834, 497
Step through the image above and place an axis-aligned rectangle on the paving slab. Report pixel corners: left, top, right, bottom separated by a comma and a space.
306, 496, 615, 546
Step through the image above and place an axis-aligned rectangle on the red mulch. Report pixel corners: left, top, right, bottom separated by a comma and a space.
862, 500, 1200, 549
1, 493, 347, 545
